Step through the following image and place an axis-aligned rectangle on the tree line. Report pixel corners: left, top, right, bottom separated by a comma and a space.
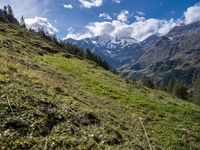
0, 5, 110, 71
0, 5, 19, 24
142, 75, 200, 105
57, 42, 110, 70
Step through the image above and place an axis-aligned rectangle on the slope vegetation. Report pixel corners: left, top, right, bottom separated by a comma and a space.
0, 22, 200, 149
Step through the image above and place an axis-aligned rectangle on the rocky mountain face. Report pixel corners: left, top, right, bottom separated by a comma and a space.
65, 35, 144, 68
120, 22, 200, 87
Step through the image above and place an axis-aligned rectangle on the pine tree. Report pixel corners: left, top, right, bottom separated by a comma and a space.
20, 16, 25, 27
7, 5, 13, 16
192, 75, 200, 105
3, 6, 7, 17
172, 82, 188, 99
142, 76, 154, 89
2, 5, 18, 24
167, 80, 174, 93
84, 49, 93, 60
0, 9, 5, 18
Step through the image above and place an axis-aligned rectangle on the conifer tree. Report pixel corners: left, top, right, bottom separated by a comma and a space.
3, 6, 7, 16
167, 80, 174, 93
142, 76, 154, 89
20, 16, 25, 27
173, 82, 188, 99
192, 75, 200, 105
7, 5, 14, 16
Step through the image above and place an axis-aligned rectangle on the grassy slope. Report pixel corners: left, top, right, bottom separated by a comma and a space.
0, 22, 200, 150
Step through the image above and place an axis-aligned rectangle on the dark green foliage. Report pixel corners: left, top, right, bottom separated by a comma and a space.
84, 49, 110, 70
3, 6, 7, 15
172, 83, 188, 99
58, 44, 110, 70
0, 5, 19, 24
7, 5, 14, 16
20, 16, 25, 27
38, 28, 46, 37
167, 80, 174, 93
192, 75, 200, 105
142, 76, 154, 89
155, 80, 166, 91
84, 112, 100, 125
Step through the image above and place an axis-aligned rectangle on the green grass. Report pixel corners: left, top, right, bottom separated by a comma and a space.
0, 22, 200, 149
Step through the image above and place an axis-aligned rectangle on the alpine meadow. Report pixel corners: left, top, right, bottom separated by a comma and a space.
0, 1, 200, 150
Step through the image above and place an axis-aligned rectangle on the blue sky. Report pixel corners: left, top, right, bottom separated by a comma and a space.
0, 0, 199, 41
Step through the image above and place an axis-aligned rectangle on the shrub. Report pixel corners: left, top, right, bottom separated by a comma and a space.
172, 82, 188, 100
192, 75, 200, 105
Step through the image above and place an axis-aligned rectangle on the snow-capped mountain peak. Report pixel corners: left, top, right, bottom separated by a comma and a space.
64, 34, 143, 68
91, 34, 112, 47
115, 36, 138, 45
90, 34, 139, 47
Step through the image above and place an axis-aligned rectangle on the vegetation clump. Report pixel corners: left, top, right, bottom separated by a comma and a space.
172, 82, 188, 99
192, 75, 200, 105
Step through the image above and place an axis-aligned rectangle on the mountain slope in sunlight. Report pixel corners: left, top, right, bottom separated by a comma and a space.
0, 22, 200, 150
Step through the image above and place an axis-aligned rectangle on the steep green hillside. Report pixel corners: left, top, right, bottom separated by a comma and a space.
0, 22, 200, 150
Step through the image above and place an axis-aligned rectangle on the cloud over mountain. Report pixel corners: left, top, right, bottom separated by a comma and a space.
184, 2, 200, 24
64, 16, 179, 41
25, 17, 58, 35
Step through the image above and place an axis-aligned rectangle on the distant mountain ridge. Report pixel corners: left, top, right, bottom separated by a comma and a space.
64, 34, 145, 68
120, 22, 200, 87
64, 33, 163, 69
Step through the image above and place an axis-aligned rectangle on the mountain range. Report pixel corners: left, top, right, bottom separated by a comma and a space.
121, 22, 200, 87
65, 22, 200, 87
65, 34, 143, 68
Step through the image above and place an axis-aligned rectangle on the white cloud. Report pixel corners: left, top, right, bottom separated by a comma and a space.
63, 27, 92, 40
63, 3, 73, 9
64, 32, 92, 40
79, 0, 103, 8
99, 13, 112, 20
114, 0, 121, 4
184, 3, 200, 24
65, 17, 180, 41
130, 17, 179, 41
25, 17, 58, 35
135, 16, 145, 22
117, 10, 129, 22
65, 2, 200, 41
86, 21, 115, 36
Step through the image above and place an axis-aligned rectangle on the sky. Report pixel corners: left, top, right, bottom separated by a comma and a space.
0, 0, 200, 41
